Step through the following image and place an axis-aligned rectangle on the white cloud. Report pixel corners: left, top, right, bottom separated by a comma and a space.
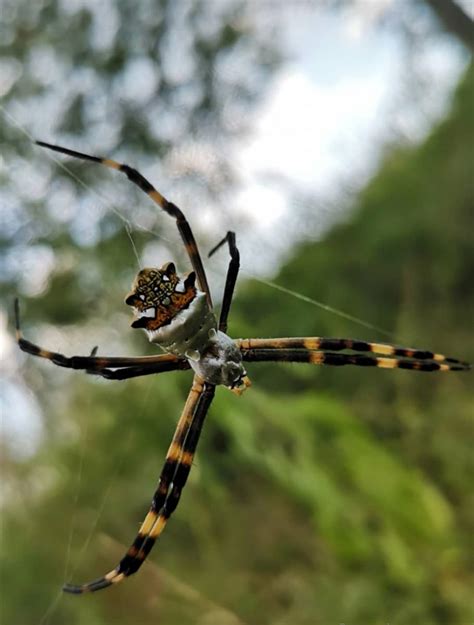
237, 64, 388, 193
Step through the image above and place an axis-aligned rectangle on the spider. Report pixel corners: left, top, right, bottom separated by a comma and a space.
15, 140, 470, 595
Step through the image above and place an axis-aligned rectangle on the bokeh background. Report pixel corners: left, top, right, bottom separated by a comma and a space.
1, 1, 473, 624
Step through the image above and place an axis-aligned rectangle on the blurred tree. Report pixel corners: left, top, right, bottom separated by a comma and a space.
231, 63, 473, 624
1, 2, 473, 625
3, 62, 473, 625
1, 0, 279, 323
1, 3, 280, 623
424, 0, 474, 51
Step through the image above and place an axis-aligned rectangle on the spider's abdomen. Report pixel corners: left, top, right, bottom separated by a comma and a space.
125, 262, 217, 360
125, 262, 250, 391
148, 291, 217, 360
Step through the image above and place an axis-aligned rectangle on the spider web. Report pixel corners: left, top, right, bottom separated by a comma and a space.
3, 104, 395, 624
2, 102, 394, 339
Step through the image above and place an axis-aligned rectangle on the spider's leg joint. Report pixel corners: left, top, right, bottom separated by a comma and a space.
208, 231, 236, 258
13, 297, 22, 339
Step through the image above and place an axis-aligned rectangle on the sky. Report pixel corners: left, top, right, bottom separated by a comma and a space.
232, 7, 467, 273
1, 3, 470, 459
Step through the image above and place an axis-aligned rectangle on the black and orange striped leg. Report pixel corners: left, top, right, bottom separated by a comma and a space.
63, 376, 215, 594
238, 337, 470, 371
14, 298, 186, 373
208, 231, 240, 333
239, 345, 470, 373
35, 141, 213, 308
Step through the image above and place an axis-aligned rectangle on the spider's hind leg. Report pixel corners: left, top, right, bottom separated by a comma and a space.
63, 376, 215, 593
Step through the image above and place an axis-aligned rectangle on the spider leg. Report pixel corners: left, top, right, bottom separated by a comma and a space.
35, 141, 212, 308
208, 231, 240, 333
86, 361, 190, 380
63, 376, 215, 594
14, 298, 185, 372
240, 346, 470, 372
238, 337, 470, 370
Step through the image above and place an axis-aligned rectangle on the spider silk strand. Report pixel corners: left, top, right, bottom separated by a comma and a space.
242, 272, 395, 339
2, 103, 394, 338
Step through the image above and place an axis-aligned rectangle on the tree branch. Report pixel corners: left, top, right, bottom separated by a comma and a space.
423, 0, 474, 52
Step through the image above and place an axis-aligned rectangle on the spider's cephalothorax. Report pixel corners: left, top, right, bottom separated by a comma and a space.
125, 262, 250, 393
18, 140, 468, 595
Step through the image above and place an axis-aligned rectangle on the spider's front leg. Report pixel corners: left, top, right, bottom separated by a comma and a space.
208, 231, 240, 334
63, 376, 215, 593
14, 299, 187, 376
86, 360, 191, 380
35, 141, 213, 308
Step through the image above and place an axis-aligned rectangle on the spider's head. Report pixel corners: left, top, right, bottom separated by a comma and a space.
125, 263, 197, 331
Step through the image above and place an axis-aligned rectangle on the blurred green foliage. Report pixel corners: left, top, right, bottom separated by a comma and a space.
1, 0, 279, 316
2, 1, 473, 622
3, 64, 473, 625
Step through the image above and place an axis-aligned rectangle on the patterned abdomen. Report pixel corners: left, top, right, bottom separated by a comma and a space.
125, 263, 217, 360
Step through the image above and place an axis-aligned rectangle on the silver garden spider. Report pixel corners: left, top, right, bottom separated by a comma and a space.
15, 141, 470, 594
